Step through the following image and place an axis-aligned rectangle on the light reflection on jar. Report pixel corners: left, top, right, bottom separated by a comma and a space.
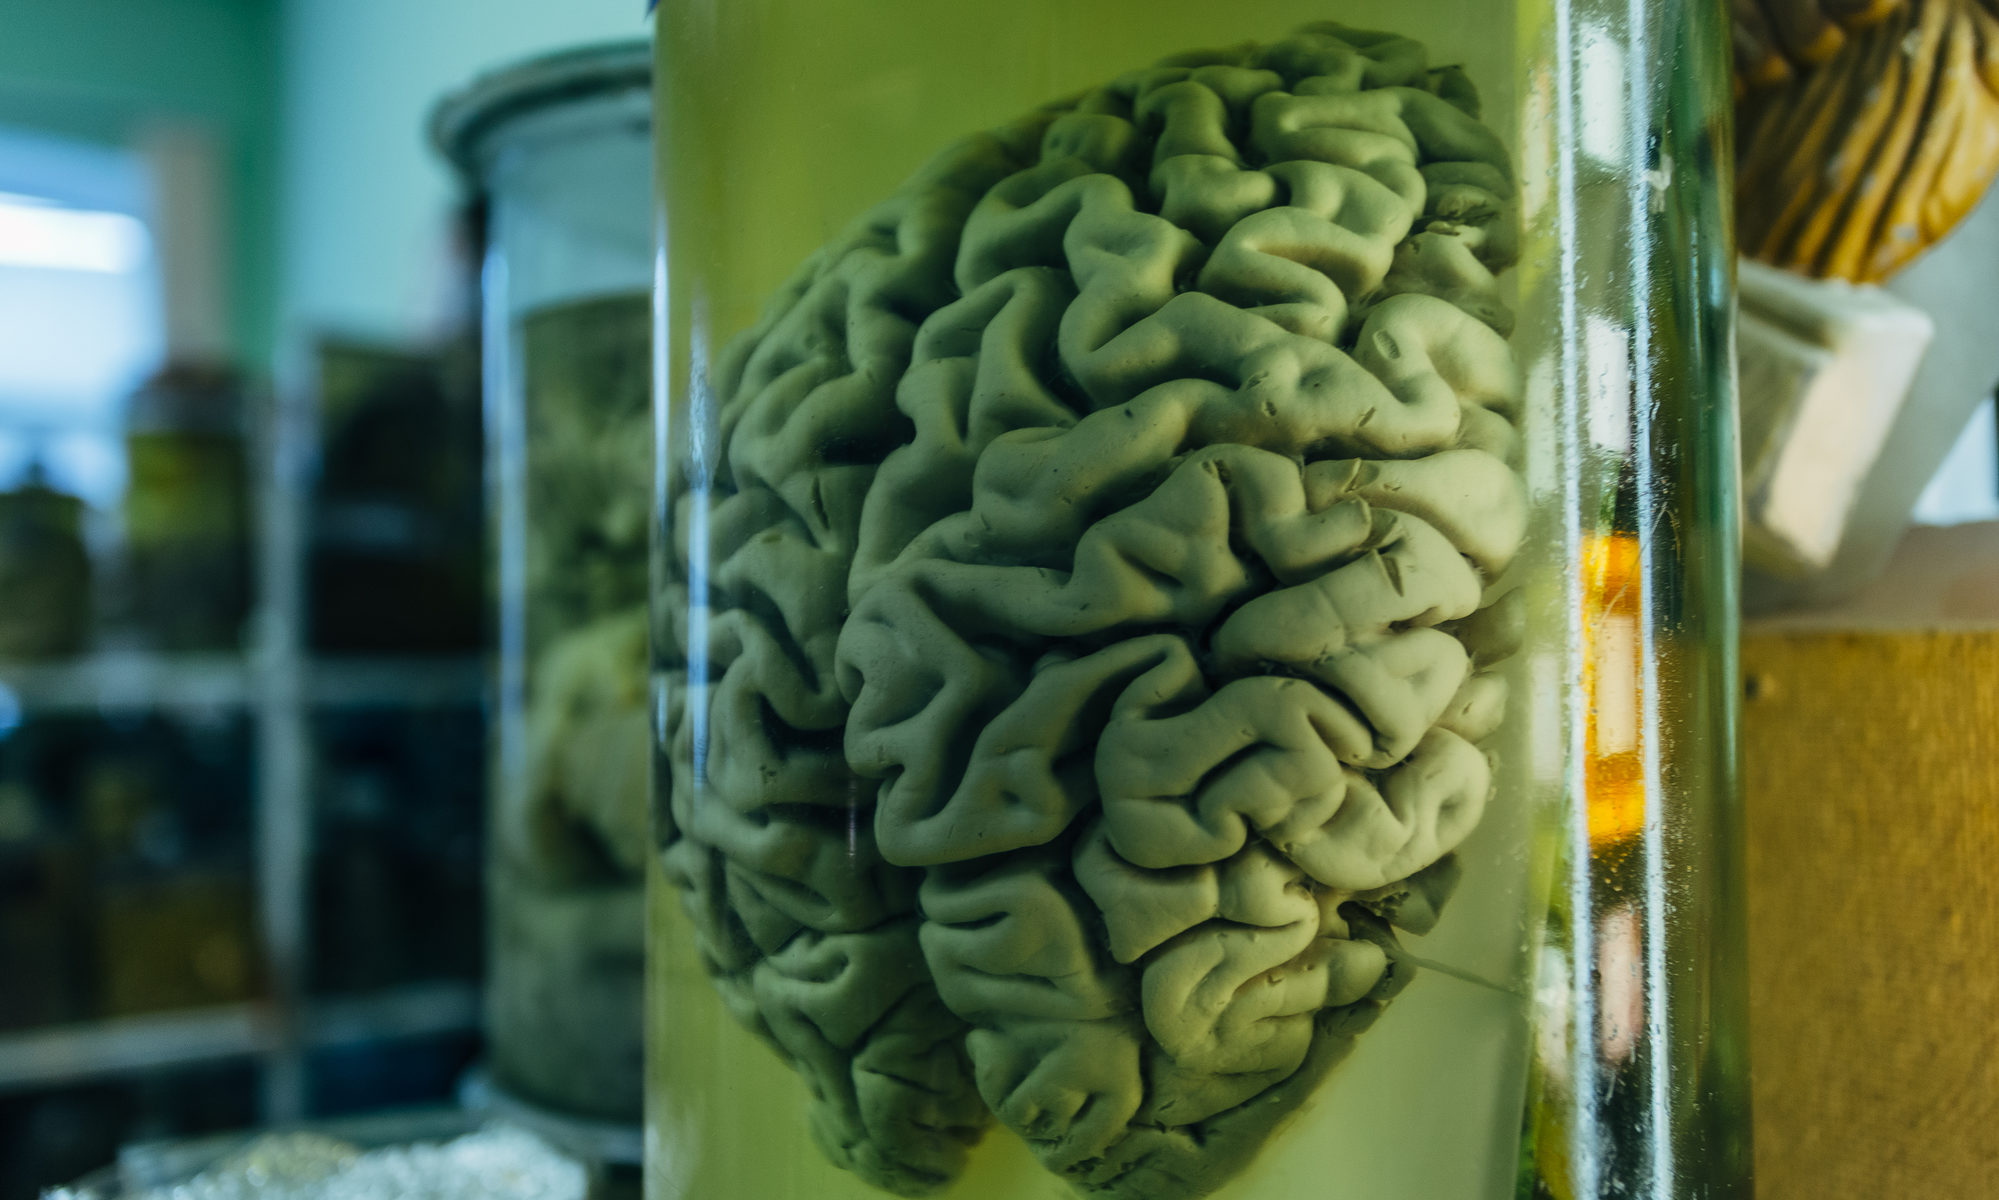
1584, 531, 1645, 848
1595, 902, 1643, 1067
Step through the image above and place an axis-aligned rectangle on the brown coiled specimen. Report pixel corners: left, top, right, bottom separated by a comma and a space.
1737, 0, 1999, 282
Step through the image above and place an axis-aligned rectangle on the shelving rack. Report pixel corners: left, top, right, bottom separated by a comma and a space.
0, 653, 484, 716
0, 982, 481, 1096
0, 376, 489, 1125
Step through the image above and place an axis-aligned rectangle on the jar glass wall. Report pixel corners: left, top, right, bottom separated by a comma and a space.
650, 4, 1748, 1198
435, 43, 654, 1128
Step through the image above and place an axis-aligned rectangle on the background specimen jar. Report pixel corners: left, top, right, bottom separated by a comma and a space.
650, 3, 1748, 1198
435, 42, 655, 1128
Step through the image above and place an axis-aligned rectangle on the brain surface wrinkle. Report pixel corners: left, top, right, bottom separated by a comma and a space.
663, 23, 1527, 1199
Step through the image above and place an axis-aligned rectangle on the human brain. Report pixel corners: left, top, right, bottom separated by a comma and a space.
660, 22, 1526, 1199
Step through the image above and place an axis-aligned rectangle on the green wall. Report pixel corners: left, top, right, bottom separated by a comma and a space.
278, 0, 644, 349
0, 0, 280, 368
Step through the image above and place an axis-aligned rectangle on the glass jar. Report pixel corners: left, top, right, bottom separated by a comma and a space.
122, 363, 250, 652
650, 4, 1750, 1199
433, 42, 653, 1129
0, 464, 92, 659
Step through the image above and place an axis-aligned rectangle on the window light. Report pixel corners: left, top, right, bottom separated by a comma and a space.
0, 191, 148, 273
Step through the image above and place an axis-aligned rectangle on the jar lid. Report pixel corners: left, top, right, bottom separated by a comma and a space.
429, 40, 651, 177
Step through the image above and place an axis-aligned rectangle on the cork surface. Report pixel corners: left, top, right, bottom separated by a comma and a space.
1743, 630, 1999, 1198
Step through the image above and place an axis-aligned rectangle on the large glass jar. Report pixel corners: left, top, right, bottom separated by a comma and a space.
434, 42, 653, 1131
649, 4, 1750, 1198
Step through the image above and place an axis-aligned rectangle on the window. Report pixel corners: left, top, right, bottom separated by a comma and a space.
0, 126, 164, 509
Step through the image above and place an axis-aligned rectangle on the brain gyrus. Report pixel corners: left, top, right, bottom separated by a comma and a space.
660, 22, 1528, 1199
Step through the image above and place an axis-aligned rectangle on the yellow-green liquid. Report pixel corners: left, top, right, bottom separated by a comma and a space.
650, 859, 1541, 1200
651, 3, 1556, 1197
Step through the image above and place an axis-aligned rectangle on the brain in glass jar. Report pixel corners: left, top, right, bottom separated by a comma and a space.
661, 22, 1526, 1199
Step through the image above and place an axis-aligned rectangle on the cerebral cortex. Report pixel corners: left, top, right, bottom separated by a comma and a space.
659, 23, 1526, 1199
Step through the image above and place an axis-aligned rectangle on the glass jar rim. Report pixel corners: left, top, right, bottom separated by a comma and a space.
429, 39, 651, 180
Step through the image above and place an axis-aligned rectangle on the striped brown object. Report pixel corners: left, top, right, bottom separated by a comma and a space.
1736, 0, 1999, 282
1732, 0, 1903, 85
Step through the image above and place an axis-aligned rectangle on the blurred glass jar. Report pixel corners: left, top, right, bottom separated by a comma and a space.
433, 41, 653, 1127
0, 464, 92, 660
652, 3, 1751, 1199
122, 363, 250, 653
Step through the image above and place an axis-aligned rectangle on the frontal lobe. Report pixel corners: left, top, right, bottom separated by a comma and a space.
836, 22, 1526, 1198
661, 123, 1051, 1194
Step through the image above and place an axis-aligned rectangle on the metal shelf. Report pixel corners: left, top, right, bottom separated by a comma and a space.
0, 982, 482, 1095
0, 353, 489, 1124
304, 981, 482, 1048
0, 1003, 267, 1094
0, 653, 252, 713
0, 654, 485, 715
307, 657, 487, 709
